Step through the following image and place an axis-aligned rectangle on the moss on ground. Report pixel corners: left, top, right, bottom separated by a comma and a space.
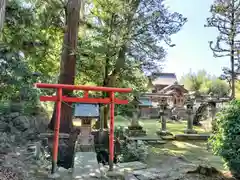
150, 141, 225, 172
114, 118, 209, 136
114, 118, 225, 173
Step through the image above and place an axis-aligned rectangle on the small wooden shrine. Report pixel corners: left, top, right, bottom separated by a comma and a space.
73, 103, 100, 150
73, 103, 100, 127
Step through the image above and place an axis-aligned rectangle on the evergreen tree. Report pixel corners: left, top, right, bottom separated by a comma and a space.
205, 0, 240, 98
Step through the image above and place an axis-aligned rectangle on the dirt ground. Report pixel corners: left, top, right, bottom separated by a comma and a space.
0, 119, 234, 180
0, 141, 235, 180
144, 141, 234, 180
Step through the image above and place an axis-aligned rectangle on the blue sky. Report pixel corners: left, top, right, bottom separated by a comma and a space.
162, 0, 230, 79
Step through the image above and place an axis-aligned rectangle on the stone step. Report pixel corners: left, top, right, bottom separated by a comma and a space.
75, 134, 95, 152
125, 136, 166, 144
76, 135, 94, 145
75, 145, 95, 152
38, 132, 69, 139
101, 161, 147, 179
175, 134, 211, 141
124, 173, 139, 180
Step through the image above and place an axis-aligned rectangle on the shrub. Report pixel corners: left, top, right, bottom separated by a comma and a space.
211, 117, 218, 133
209, 100, 240, 178
115, 115, 129, 122
119, 140, 149, 162
114, 125, 128, 139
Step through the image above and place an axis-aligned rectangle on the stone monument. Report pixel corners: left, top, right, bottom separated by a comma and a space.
128, 97, 146, 136
207, 93, 217, 121
184, 96, 197, 134
156, 98, 173, 136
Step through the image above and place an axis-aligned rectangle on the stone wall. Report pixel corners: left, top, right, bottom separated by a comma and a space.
0, 111, 48, 154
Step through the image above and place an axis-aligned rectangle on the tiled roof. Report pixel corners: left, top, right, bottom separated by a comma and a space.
159, 84, 188, 94
74, 103, 99, 117
152, 73, 177, 85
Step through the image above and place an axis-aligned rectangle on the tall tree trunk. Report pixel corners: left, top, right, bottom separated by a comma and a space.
101, 1, 140, 128
231, 52, 235, 99
230, 4, 235, 99
102, 45, 127, 128
49, 0, 82, 133
0, 0, 6, 32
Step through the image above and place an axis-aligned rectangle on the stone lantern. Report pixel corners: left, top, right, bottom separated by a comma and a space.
156, 97, 172, 136
128, 97, 146, 136
184, 96, 197, 134
207, 93, 217, 121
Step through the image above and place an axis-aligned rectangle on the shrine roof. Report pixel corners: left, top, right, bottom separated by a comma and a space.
159, 83, 188, 94
141, 93, 172, 97
152, 73, 177, 85
139, 98, 152, 106
74, 103, 99, 117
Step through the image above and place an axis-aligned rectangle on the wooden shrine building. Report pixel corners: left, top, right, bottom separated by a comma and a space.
139, 73, 188, 119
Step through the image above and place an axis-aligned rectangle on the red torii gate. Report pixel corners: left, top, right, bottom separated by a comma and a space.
35, 83, 132, 174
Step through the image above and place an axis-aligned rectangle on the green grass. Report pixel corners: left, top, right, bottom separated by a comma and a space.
150, 141, 225, 171
114, 118, 210, 136
114, 117, 225, 172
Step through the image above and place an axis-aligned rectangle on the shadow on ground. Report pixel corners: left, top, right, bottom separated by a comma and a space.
148, 140, 225, 172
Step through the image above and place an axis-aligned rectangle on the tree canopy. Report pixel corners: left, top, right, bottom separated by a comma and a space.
1, 0, 187, 132
205, 0, 240, 98
180, 70, 229, 97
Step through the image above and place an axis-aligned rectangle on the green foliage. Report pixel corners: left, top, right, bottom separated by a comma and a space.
209, 100, 240, 177
80, 0, 187, 84
115, 115, 129, 122
0, 0, 61, 115
114, 125, 128, 139
205, 0, 240, 98
0, 44, 49, 115
1, 0, 187, 119
0, 0, 6, 32
235, 81, 240, 99
0, 45, 37, 101
119, 140, 149, 162
180, 70, 209, 92
114, 125, 149, 162
2, 0, 62, 77
207, 78, 229, 97
206, 0, 240, 58
180, 70, 229, 97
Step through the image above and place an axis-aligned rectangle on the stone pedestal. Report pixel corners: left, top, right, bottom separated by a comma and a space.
128, 119, 146, 136
184, 115, 197, 134
128, 110, 146, 137
156, 130, 173, 136
156, 114, 173, 136
184, 129, 198, 134
184, 99, 197, 134
128, 126, 146, 137
210, 104, 217, 121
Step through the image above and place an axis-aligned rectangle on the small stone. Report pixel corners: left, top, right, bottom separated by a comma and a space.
9, 125, 20, 134
48, 173, 60, 179
0, 122, 8, 132
58, 167, 68, 172
9, 112, 20, 119
12, 116, 30, 131
0, 116, 5, 121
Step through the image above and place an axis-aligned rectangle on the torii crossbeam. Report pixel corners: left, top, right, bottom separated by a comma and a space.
35, 83, 132, 174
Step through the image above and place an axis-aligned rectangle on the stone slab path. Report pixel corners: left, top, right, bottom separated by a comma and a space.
72, 152, 101, 179
125, 136, 166, 144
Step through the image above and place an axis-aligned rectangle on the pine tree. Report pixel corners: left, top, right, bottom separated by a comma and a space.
205, 0, 240, 98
